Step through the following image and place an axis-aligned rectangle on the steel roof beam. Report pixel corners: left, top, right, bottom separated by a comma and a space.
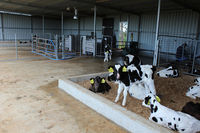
170, 0, 200, 13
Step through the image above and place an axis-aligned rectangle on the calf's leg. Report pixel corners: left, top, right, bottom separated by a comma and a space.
122, 86, 129, 106
115, 83, 123, 103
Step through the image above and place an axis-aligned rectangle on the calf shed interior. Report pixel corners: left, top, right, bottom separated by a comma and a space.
1, 0, 200, 133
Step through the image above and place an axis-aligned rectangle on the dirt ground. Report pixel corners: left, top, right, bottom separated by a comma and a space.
78, 73, 199, 119
0, 49, 128, 133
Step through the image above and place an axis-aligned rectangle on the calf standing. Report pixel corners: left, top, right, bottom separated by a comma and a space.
108, 64, 130, 106
104, 44, 112, 62
108, 64, 157, 106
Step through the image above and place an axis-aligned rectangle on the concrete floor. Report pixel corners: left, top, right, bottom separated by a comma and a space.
0, 56, 132, 133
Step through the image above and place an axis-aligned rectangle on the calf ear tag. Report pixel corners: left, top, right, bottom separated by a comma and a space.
147, 96, 160, 105
90, 79, 94, 84
122, 66, 127, 72
101, 79, 105, 83
156, 96, 161, 103
147, 100, 150, 105
108, 68, 114, 73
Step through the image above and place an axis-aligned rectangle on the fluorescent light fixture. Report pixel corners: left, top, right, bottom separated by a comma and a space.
0, 11, 32, 16
73, 8, 78, 20
73, 15, 78, 19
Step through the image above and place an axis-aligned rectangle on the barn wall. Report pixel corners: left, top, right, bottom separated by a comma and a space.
0, 14, 61, 40
110, 10, 199, 54
2, 14, 31, 40
63, 17, 103, 38
32, 16, 61, 39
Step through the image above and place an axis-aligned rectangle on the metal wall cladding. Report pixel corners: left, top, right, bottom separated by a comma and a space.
64, 18, 78, 30
159, 10, 199, 38
0, 14, 61, 40
139, 10, 199, 51
32, 17, 42, 29
2, 14, 31, 40
64, 17, 102, 38
45, 19, 61, 36
45, 18, 60, 30
3, 14, 31, 28
158, 10, 199, 54
128, 15, 140, 42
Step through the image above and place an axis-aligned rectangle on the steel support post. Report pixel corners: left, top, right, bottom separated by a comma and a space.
42, 16, 45, 38
93, 5, 97, 57
15, 34, 18, 60
153, 0, 161, 66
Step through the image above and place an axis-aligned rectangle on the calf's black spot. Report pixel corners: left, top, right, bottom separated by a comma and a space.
173, 70, 177, 75
181, 129, 185, 131
160, 118, 163, 121
168, 122, 172, 126
174, 124, 178, 131
145, 74, 148, 78
154, 106, 158, 112
178, 118, 180, 121
152, 117, 158, 123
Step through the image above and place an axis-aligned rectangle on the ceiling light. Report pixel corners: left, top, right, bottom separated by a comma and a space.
73, 8, 78, 20
66, 7, 70, 11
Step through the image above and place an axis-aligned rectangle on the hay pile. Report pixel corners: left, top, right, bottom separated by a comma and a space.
77, 74, 199, 119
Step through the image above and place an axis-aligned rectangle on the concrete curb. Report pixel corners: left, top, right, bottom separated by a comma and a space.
58, 72, 173, 133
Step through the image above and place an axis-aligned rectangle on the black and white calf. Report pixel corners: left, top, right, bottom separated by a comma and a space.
104, 44, 112, 62
108, 64, 130, 106
144, 93, 200, 133
186, 84, 200, 99
128, 64, 157, 95
89, 76, 111, 93
108, 64, 157, 106
123, 54, 141, 67
157, 66, 179, 78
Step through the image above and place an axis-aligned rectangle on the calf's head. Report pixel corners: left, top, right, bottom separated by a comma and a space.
108, 64, 124, 82
124, 54, 134, 66
89, 76, 101, 92
143, 93, 161, 110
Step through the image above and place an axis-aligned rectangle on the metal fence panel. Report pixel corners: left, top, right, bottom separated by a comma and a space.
158, 36, 200, 75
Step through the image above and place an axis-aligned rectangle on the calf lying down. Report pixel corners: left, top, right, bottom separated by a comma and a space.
144, 93, 200, 133
186, 84, 200, 99
89, 76, 111, 93
157, 66, 179, 78
108, 64, 157, 106
182, 102, 200, 120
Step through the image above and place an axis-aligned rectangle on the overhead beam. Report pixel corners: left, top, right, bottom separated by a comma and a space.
171, 0, 200, 13
69, 0, 140, 16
